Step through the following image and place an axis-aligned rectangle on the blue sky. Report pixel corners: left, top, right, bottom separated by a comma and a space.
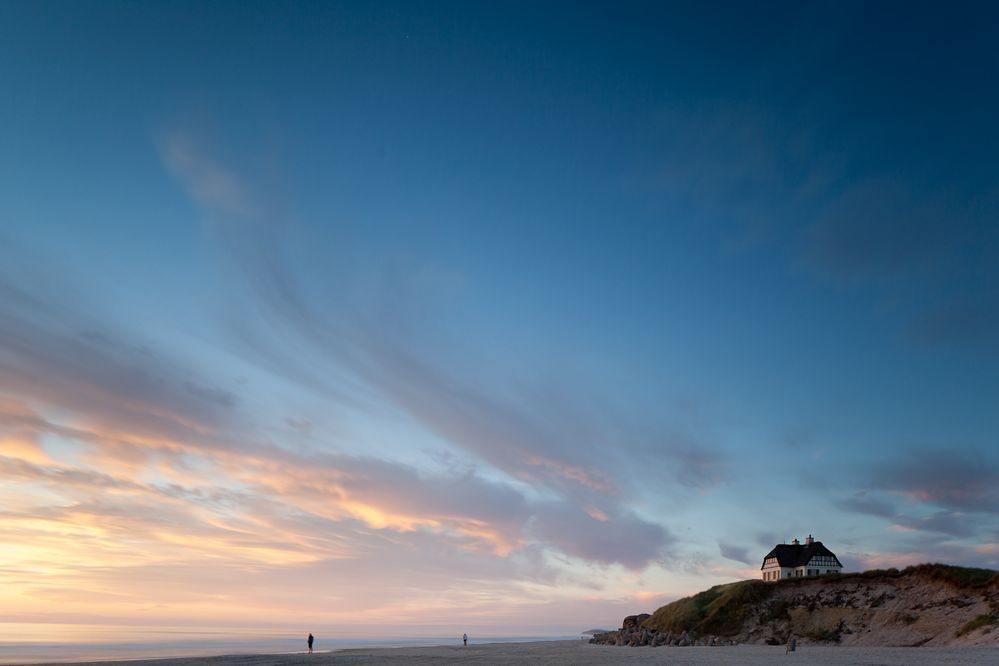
1, 1, 998, 633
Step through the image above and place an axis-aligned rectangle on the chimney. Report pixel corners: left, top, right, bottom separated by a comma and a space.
791, 538, 800, 545
805, 534, 814, 545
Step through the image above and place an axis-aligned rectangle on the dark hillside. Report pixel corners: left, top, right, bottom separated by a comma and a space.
591, 564, 999, 648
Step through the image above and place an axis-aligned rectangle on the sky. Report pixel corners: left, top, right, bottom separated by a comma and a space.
1, 0, 998, 636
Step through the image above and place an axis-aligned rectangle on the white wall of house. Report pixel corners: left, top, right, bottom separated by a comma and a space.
763, 567, 791, 581
762, 566, 795, 581
801, 554, 840, 576
791, 564, 841, 576
761, 557, 790, 581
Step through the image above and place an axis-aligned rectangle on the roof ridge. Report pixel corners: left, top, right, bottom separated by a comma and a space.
761, 541, 843, 569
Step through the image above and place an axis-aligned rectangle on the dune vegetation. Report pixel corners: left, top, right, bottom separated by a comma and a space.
593, 564, 999, 648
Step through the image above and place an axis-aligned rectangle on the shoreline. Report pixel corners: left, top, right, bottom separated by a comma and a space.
11, 640, 999, 666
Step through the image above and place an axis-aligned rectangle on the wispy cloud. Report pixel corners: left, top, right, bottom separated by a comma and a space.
868, 451, 999, 514
151, 131, 725, 559
157, 132, 256, 219
831, 453, 999, 544
718, 542, 753, 565
1, 246, 679, 615
0, 269, 240, 447
634, 98, 999, 353
904, 296, 999, 352
837, 492, 898, 519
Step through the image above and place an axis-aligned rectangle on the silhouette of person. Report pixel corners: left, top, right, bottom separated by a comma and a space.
462, 633, 467, 647
308, 633, 314, 653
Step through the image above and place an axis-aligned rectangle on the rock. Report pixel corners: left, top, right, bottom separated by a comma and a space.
591, 631, 617, 645
621, 612, 651, 630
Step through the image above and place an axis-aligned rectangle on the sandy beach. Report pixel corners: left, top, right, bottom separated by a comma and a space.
22, 641, 999, 666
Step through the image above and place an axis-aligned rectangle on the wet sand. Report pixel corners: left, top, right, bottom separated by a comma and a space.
23, 640, 999, 665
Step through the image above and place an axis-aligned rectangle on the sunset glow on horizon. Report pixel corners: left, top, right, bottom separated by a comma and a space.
2, 0, 998, 636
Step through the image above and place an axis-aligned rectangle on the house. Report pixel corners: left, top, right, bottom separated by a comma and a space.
761, 535, 842, 581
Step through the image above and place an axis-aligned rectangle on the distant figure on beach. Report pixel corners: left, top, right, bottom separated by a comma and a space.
463, 633, 468, 646
308, 633, 314, 653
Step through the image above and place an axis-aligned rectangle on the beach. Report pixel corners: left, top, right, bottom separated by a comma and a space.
21, 641, 999, 665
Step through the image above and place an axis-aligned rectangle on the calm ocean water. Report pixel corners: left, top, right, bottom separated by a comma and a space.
0, 624, 575, 664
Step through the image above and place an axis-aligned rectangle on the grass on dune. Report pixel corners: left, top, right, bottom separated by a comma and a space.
643, 580, 771, 637
641, 564, 997, 639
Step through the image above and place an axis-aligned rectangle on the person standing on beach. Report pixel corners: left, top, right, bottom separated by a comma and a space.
307, 633, 314, 653
463, 633, 467, 647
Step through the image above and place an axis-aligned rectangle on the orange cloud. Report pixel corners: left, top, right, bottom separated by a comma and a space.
527, 455, 615, 493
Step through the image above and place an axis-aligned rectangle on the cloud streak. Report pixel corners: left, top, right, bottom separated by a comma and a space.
0, 247, 680, 626
151, 130, 723, 552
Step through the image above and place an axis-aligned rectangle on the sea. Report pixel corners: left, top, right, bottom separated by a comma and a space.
0, 624, 576, 664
